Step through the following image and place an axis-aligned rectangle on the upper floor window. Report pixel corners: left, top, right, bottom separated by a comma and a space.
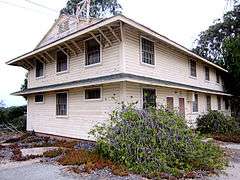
36, 60, 44, 78
56, 51, 68, 73
35, 94, 44, 103
143, 88, 156, 109
56, 92, 68, 116
85, 88, 101, 100
85, 38, 101, 66
166, 97, 174, 111
216, 70, 220, 83
192, 93, 198, 112
217, 96, 221, 110
190, 60, 197, 77
205, 66, 210, 81
206, 95, 211, 111
141, 37, 155, 65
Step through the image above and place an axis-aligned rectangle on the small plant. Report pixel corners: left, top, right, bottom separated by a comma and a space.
43, 148, 64, 158
90, 105, 227, 177
197, 110, 239, 134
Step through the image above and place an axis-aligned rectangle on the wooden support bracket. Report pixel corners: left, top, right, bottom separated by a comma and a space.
108, 25, 120, 43
98, 29, 112, 46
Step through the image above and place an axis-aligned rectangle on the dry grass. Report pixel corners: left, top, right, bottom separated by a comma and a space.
58, 149, 128, 176
53, 140, 78, 149
43, 148, 64, 158
211, 133, 240, 143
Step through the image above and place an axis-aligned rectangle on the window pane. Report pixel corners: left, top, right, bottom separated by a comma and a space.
166, 97, 174, 111
192, 94, 198, 112
143, 89, 156, 109
85, 39, 100, 66
217, 96, 221, 110
141, 38, 155, 65
216, 71, 220, 83
85, 88, 101, 99
36, 60, 44, 77
56, 93, 67, 116
206, 95, 211, 111
205, 66, 210, 81
57, 51, 68, 72
35, 95, 44, 103
190, 60, 197, 77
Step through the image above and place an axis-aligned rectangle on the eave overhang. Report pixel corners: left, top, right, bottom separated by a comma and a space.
13, 73, 232, 97
6, 15, 228, 73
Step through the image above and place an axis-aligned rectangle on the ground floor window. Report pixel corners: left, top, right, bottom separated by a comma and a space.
85, 88, 101, 100
56, 92, 68, 116
166, 97, 174, 111
206, 95, 211, 111
224, 97, 229, 110
192, 94, 198, 113
143, 88, 156, 109
35, 94, 44, 103
217, 96, 221, 110
179, 98, 185, 116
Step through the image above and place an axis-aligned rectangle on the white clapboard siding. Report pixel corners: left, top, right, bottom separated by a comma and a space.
27, 83, 121, 140
123, 24, 224, 92
28, 41, 121, 89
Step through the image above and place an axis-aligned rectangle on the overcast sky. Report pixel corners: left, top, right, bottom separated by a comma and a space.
0, 0, 229, 107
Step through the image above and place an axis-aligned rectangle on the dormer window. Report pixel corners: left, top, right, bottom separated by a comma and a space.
141, 37, 155, 65
190, 60, 197, 77
36, 60, 44, 78
85, 38, 101, 66
56, 51, 68, 73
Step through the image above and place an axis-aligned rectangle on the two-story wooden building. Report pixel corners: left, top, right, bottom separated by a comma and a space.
7, 15, 231, 140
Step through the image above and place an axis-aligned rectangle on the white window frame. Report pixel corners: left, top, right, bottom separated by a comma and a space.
56, 91, 69, 118
55, 50, 69, 75
140, 36, 156, 67
189, 59, 197, 79
84, 86, 103, 101
84, 36, 102, 68
34, 94, 44, 104
35, 60, 45, 79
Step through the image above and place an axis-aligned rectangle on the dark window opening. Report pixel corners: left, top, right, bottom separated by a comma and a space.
35, 95, 44, 103
85, 88, 101, 99
56, 93, 67, 116
56, 51, 68, 73
190, 60, 197, 77
143, 88, 156, 109
205, 66, 210, 81
166, 97, 174, 111
206, 95, 211, 111
192, 94, 198, 112
36, 60, 44, 78
217, 96, 221, 110
85, 38, 100, 66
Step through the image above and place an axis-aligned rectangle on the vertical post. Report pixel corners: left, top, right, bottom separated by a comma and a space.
86, 0, 91, 21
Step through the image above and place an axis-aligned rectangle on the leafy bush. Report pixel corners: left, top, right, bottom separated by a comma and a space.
90, 105, 226, 177
197, 110, 239, 134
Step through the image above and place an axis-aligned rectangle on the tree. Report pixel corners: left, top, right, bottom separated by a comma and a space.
193, 2, 240, 65
222, 36, 240, 117
61, 0, 122, 18
21, 73, 28, 91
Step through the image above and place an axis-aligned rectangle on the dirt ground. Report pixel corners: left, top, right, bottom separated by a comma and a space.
1, 132, 240, 180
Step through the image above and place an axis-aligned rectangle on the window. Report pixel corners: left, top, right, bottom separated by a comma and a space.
58, 20, 69, 34
85, 88, 101, 100
217, 96, 221, 110
216, 70, 220, 83
192, 94, 198, 112
35, 95, 44, 103
179, 98, 185, 116
85, 38, 100, 66
141, 37, 155, 65
36, 60, 44, 78
56, 93, 68, 116
190, 60, 197, 77
56, 51, 68, 73
224, 97, 229, 110
166, 97, 174, 111
143, 88, 156, 109
205, 66, 210, 81
206, 95, 211, 111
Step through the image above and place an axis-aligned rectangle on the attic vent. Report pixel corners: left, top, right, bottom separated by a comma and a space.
58, 20, 70, 34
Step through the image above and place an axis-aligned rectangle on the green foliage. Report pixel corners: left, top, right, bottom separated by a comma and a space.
193, 2, 240, 64
61, 0, 122, 18
197, 110, 239, 134
0, 106, 27, 131
90, 105, 226, 177
21, 73, 28, 91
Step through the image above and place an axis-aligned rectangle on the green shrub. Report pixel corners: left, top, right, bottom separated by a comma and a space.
197, 110, 239, 134
90, 106, 226, 177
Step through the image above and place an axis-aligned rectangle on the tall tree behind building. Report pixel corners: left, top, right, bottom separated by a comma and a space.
61, 0, 122, 18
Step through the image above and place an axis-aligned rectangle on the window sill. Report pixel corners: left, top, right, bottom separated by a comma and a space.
140, 61, 155, 68
204, 80, 210, 83
56, 70, 69, 76
35, 102, 44, 104
84, 62, 102, 68
84, 98, 103, 102
56, 115, 69, 119
189, 75, 197, 80
35, 76, 45, 80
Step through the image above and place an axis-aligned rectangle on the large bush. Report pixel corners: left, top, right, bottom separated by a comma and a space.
197, 110, 239, 134
90, 106, 226, 177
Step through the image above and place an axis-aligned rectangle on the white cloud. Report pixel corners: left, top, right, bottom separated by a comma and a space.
0, 0, 227, 106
